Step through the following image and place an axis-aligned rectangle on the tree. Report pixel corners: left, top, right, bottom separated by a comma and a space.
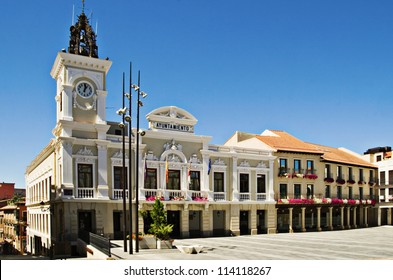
149, 198, 173, 240
7, 194, 22, 205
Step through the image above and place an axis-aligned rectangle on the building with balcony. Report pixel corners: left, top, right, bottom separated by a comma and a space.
25, 5, 277, 257
0, 199, 27, 254
225, 130, 378, 233
363, 146, 393, 225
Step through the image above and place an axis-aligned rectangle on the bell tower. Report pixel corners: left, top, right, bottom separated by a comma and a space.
50, 1, 112, 140
68, 0, 98, 58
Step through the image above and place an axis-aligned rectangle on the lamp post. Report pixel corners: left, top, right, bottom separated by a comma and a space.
125, 63, 133, 254
131, 70, 147, 253
116, 73, 127, 252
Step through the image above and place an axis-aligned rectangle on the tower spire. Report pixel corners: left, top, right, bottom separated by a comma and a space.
68, 0, 98, 58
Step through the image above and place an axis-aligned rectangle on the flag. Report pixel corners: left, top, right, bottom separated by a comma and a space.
165, 158, 169, 183
187, 162, 191, 185
208, 158, 212, 175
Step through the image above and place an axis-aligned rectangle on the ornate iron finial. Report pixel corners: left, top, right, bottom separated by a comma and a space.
68, 0, 98, 58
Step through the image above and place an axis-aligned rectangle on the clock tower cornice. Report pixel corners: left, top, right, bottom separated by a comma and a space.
50, 52, 112, 80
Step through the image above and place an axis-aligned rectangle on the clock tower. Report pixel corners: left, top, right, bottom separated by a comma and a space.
50, 5, 112, 140
49, 3, 112, 198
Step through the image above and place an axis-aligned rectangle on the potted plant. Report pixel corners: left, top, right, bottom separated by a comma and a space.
149, 198, 174, 249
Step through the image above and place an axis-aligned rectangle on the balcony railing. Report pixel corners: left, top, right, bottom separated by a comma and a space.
214, 192, 226, 201
77, 188, 95, 198
112, 189, 129, 200
239, 193, 251, 201
256, 193, 267, 201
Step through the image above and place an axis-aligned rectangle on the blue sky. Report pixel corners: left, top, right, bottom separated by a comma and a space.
1, 0, 393, 188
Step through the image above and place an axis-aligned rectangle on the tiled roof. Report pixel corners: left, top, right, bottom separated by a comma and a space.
256, 129, 376, 168
256, 130, 323, 154
311, 143, 377, 168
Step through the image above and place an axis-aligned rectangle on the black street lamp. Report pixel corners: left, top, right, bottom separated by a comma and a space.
125, 63, 133, 254
131, 70, 147, 253
116, 73, 128, 252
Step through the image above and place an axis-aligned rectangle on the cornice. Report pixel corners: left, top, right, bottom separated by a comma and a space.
50, 52, 112, 80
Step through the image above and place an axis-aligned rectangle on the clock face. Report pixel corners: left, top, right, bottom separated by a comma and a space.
76, 82, 94, 98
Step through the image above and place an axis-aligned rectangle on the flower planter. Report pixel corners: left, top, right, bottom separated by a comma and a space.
157, 239, 174, 249
132, 236, 157, 249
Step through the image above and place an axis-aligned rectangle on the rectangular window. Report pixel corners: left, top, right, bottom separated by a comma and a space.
325, 185, 330, 198
239, 174, 249, 193
294, 184, 301, 199
144, 168, 157, 189
307, 184, 314, 199
114, 166, 127, 189
78, 164, 93, 188
359, 187, 363, 200
167, 170, 180, 190
294, 160, 301, 174
257, 174, 266, 193
306, 160, 314, 174
369, 170, 375, 183
214, 172, 224, 193
348, 167, 353, 181
380, 171, 386, 185
337, 166, 343, 179
337, 186, 342, 199
348, 186, 353, 199
325, 164, 331, 179
359, 169, 364, 182
279, 159, 288, 175
280, 184, 287, 199
190, 171, 200, 191
389, 171, 393, 185
370, 187, 374, 199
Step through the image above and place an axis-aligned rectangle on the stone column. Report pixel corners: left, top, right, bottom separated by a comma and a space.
328, 207, 333, 230
346, 207, 351, 229
388, 208, 392, 226
316, 207, 321, 231
301, 207, 306, 232
61, 140, 74, 195
62, 85, 74, 121
232, 157, 239, 201
268, 159, 275, 202
96, 143, 109, 198
182, 205, 190, 238
340, 207, 345, 229
230, 204, 240, 236
96, 90, 107, 124
251, 209, 258, 235
353, 207, 357, 228
378, 207, 381, 226
364, 207, 368, 227
289, 207, 293, 233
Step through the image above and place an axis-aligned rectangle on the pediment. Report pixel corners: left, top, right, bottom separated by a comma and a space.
146, 106, 197, 133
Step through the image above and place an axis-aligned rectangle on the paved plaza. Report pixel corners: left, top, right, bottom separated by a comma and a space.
111, 226, 393, 260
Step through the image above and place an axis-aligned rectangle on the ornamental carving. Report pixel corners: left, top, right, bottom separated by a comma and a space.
76, 146, 94, 156
163, 140, 183, 152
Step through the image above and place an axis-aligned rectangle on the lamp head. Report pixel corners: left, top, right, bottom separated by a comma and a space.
118, 122, 125, 129
140, 91, 148, 98
131, 84, 139, 91
125, 115, 131, 122
116, 107, 127, 115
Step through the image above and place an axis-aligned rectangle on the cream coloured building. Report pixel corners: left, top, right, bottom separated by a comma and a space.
25, 7, 277, 257
225, 130, 378, 232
